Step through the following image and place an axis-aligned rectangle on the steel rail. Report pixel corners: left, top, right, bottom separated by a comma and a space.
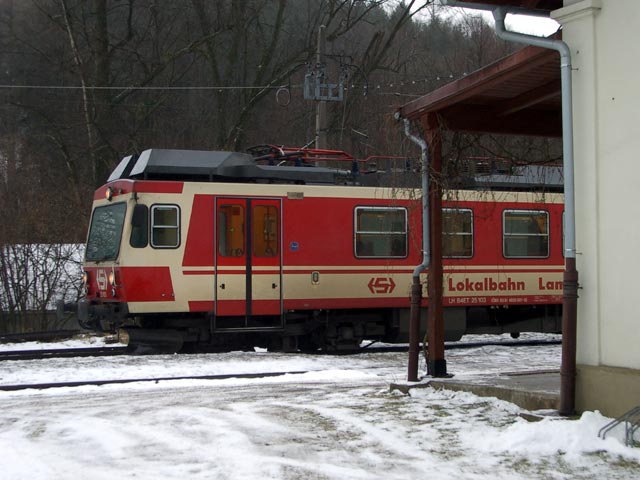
0, 330, 84, 343
318, 338, 562, 355
0, 370, 310, 392
0, 346, 130, 362
0, 339, 562, 361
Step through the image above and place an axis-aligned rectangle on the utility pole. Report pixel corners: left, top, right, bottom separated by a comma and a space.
315, 25, 328, 149
305, 25, 344, 149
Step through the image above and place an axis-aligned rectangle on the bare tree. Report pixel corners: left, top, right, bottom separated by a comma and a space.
0, 1, 552, 246
0, 244, 83, 333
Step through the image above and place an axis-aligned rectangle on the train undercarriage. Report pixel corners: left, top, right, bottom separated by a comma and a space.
77, 300, 562, 354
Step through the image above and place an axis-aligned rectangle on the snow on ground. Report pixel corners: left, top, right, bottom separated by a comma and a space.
0, 333, 638, 479
0, 334, 115, 351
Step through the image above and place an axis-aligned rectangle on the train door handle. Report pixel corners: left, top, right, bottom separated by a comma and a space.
272, 283, 277, 289
220, 284, 225, 290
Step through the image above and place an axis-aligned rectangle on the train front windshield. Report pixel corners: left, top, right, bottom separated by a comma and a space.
85, 203, 127, 262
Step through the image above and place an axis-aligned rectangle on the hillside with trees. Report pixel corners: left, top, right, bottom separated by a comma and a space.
0, 0, 530, 241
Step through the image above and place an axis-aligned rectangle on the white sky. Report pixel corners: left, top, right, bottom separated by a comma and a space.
403, 1, 561, 37
441, 7, 561, 36
495, 11, 560, 35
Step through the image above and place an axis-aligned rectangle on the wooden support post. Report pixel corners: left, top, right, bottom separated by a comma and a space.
425, 121, 447, 377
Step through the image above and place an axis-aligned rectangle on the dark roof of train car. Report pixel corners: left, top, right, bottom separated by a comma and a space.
108, 149, 342, 185
467, 165, 563, 191
106, 148, 563, 191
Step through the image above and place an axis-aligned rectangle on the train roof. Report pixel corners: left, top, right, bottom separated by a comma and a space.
107, 149, 343, 185
463, 165, 564, 192
106, 148, 564, 192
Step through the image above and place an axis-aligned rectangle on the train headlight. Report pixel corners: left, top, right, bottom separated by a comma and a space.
108, 272, 116, 286
82, 271, 90, 293
105, 187, 114, 201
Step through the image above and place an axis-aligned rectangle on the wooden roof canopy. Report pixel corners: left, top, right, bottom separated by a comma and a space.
399, 0, 564, 137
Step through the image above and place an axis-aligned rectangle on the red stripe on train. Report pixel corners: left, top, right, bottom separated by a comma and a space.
119, 266, 174, 302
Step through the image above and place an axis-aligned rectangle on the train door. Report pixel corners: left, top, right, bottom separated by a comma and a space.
214, 197, 283, 329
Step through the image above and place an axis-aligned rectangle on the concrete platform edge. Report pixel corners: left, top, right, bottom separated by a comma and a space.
390, 379, 560, 411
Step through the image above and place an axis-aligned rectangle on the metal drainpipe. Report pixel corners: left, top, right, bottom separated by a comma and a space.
403, 119, 430, 382
444, 1, 579, 415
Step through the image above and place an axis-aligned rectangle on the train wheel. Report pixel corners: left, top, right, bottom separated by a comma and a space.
297, 334, 322, 353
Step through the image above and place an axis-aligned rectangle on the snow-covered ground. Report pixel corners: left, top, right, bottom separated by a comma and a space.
0, 334, 115, 352
0, 334, 638, 479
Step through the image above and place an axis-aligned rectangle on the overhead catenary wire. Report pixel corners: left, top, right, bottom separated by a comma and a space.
0, 73, 464, 93
0, 84, 288, 91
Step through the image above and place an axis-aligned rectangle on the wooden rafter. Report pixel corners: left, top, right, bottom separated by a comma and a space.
493, 79, 561, 116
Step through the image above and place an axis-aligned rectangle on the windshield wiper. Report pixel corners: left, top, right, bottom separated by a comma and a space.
90, 254, 115, 264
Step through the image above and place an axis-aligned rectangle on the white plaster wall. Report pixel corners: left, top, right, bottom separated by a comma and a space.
553, 1, 600, 367
595, 1, 640, 369
554, 0, 640, 370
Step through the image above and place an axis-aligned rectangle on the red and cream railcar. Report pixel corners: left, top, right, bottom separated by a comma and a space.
78, 148, 563, 351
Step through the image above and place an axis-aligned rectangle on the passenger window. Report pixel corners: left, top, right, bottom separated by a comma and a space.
443, 208, 473, 258
503, 210, 549, 258
355, 207, 407, 258
218, 204, 245, 257
151, 205, 180, 248
253, 205, 278, 257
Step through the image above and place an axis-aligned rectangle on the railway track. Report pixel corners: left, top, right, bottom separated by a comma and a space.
341, 338, 562, 354
0, 370, 309, 392
0, 339, 562, 392
0, 338, 561, 362
0, 330, 84, 343
0, 346, 130, 362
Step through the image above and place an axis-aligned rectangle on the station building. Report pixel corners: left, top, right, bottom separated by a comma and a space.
400, 0, 640, 417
